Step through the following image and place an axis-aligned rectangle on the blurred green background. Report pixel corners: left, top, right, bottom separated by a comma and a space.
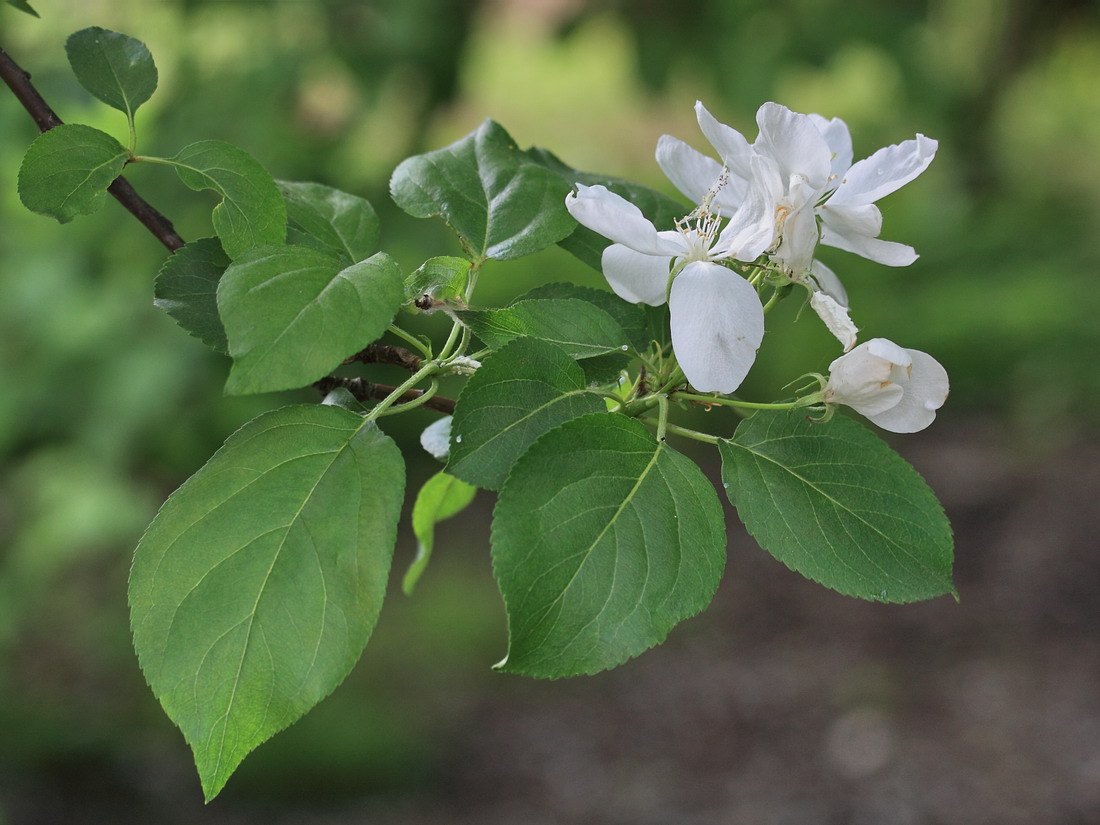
2, 1, 1099, 823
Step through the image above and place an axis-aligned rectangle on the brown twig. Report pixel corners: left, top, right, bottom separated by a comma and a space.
314, 376, 456, 416
342, 343, 423, 371
0, 44, 185, 252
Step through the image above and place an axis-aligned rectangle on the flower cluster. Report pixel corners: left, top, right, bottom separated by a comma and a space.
565, 101, 949, 432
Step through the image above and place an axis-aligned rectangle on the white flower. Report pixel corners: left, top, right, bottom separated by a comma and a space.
823, 338, 949, 432
658, 101, 938, 272
564, 180, 773, 393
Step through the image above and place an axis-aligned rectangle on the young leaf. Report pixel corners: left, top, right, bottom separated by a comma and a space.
169, 140, 286, 259
524, 146, 687, 271
446, 337, 606, 490
492, 413, 727, 678
390, 119, 575, 262
17, 124, 129, 223
278, 180, 380, 265
719, 410, 955, 603
65, 27, 158, 120
129, 405, 405, 800
218, 245, 404, 395
5, 0, 39, 17
153, 237, 230, 354
405, 256, 471, 304
458, 298, 628, 360
403, 471, 477, 595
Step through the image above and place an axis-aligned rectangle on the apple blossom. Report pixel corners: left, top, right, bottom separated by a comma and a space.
659, 101, 937, 273
564, 177, 774, 393
823, 338, 949, 433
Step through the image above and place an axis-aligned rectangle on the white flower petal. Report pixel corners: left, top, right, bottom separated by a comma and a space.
669, 261, 764, 393
810, 291, 858, 351
828, 134, 938, 207
825, 339, 909, 416
714, 156, 777, 261
601, 243, 672, 306
566, 184, 687, 256
819, 223, 919, 266
819, 203, 883, 239
754, 102, 833, 191
809, 259, 848, 307
420, 416, 453, 460
865, 348, 949, 433
807, 113, 853, 184
771, 192, 819, 275
694, 101, 755, 185
655, 135, 728, 206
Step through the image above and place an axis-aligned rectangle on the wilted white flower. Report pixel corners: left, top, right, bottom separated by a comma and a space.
823, 338, 949, 432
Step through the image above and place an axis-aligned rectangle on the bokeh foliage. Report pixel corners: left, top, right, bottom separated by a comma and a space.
1, 0, 1098, 808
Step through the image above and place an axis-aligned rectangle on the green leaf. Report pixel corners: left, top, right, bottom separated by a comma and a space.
458, 298, 628, 360
719, 410, 955, 603
524, 146, 688, 271
446, 337, 606, 490
278, 180, 380, 265
403, 472, 477, 595
153, 237, 230, 354
516, 282, 648, 353
404, 256, 471, 304
65, 27, 158, 120
129, 405, 405, 800
492, 413, 726, 678
17, 124, 129, 223
170, 140, 286, 259
218, 245, 404, 395
5, 0, 39, 17
390, 119, 575, 262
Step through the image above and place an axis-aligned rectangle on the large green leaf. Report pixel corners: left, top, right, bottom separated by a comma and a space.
169, 140, 286, 259
218, 245, 404, 395
18, 124, 129, 223
719, 410, 955, 602
403, 471, 477, 595
516, 282, 648, 353
446, 337, 606, 490
458, 298, 628, 360
65, 27, 158, 120
524, 146, 688, 271
279, 180, 380, 265
492, 413, 727, 678
129, 405, 405, 800
153, 237, 230, 354
390, 119, 575, 262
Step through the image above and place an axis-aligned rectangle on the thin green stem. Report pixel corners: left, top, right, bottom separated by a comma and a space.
761, 288, 785, 315
673, 390, 801, 411
388, 324, 432, 358
662, 421, 720, 445
365, 359, 441, 422
656, 394, 670, 440
437, 318, 465, 361
376, 379, 440, 417
127, 111, 138, 156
